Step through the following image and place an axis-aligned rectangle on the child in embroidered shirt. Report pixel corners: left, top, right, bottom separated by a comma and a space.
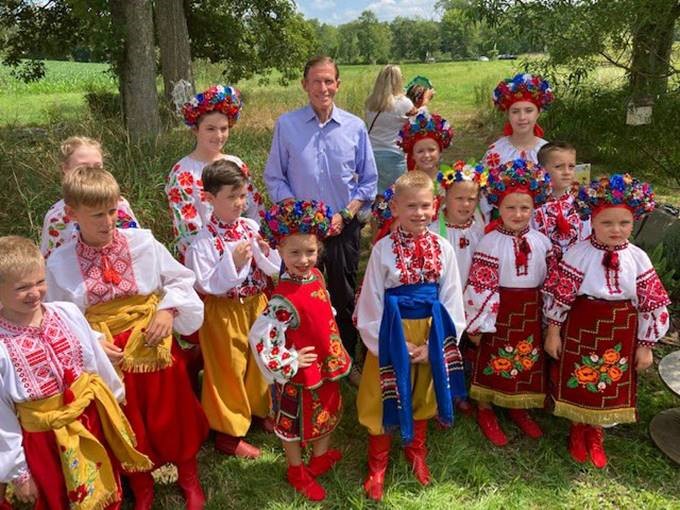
372, 112, 454, 242
0, 236, 150, 510
165, 85, 265, 263
248, 199, 352, 502
532, 141, 591, 259
185, 159, 281, 459
356, 171, 467, 502
543, 174, 670, 468
39, 136, 139, 259
465, 160, 553, 447
45, 167, 208, 510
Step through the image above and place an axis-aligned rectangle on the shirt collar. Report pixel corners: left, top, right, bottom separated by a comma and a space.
304, 103, 341, 126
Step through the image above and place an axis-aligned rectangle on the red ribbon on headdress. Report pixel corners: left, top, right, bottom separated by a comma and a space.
503, 121, 544, 137
602, 251, 620, 271
405, 132, 443, 171
515, 236, 532, 270
591, 203, 634, 219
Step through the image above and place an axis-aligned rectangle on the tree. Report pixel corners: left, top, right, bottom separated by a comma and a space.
391, 17, 441, 62
476, 0, 680, 103
307, 19, 339, 58
154, 0, 194, 105
337, 22, 361, 64
355, 11, 392, 64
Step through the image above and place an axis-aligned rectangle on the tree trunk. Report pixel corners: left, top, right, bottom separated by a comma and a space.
628, 0, 680, 103
154, 0, 194, 108
121, 0, 161, 141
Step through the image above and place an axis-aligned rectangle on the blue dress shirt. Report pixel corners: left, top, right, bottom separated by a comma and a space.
264, 104, 378, 213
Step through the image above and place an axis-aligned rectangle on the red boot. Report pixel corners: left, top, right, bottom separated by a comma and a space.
215, 433, 261, 458
177, 459, 206, 510
508, 409, 543, 439
568, 423, 588, 463
586, 426, 608, 468
307, 448, 342, 477
286, 464, 325, 501
403, 420, 431, 486
128, 472, 155, 510
477, 407, 508, 446
363, 434, 392, 501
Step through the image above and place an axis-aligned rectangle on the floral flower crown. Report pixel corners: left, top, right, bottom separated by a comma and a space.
492, 73, 554, 112
485, 159, 551, 207
573, 173, 655, 220
181, 85, 242, 127
437, 160, 489, 191
371, 186, 394, 227
260, 199, 333, 248
397, 112, 453, 154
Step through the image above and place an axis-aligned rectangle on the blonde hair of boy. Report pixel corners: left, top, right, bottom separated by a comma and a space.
62, 166, 120, 209
365, 65, 405, 112
393, 170, 434, 197
60, 136, 102, 164
0, 236, 44, 283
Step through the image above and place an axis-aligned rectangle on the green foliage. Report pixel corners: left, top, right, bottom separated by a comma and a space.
390, 17, 441, 62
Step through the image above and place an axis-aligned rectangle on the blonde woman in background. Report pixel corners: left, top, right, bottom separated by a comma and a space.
365, 65, 417, 192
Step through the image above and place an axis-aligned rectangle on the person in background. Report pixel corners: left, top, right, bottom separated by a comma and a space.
405, 75, 435, 115
365, 65, 417, 193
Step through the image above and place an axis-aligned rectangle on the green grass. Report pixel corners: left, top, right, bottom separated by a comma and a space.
2, 58, 680, 509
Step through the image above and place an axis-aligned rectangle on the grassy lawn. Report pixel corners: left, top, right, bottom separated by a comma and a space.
2, 58, 680, 509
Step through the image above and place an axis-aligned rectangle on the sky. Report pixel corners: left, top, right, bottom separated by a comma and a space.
295, 0, 440, 25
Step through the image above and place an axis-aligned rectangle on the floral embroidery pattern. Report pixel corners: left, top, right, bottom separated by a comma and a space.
567, 344, 629, 393
467, 252, 499, 293
543, 261, 584, 307
310, 389, 337, 436
62, 445, 99, 505
483, 336, 539, 379
636, 268, 672, 312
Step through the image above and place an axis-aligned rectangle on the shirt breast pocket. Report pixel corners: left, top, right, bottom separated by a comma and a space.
326, 145, 358, 185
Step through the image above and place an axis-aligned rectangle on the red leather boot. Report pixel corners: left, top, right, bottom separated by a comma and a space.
363, 434, 392, 501
128, 472, 155, 510
403, 420, 431, 486
307, 448, 342, 477
568, 423, 588, 463
286, 464, 325, 501
214, 433, 261, 459
477, 407, 508, 446
508, 409, 543, 439
586, 425, 608, 468
177, 459, 206, 510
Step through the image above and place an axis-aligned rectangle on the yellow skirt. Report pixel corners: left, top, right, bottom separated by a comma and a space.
357, 318, 436, 436
199, 293, 271, 436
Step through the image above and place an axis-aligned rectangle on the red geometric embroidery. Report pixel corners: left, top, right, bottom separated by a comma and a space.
636, 268, 671, 312
543, 261, 584, 307
467, 252, 499, 293
0, 308, 84, 399
76, 231, 138, 305
391, 228, 443, 285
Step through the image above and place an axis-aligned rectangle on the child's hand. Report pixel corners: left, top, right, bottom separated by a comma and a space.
233, 241, 253, 270
411, 344, 429, 364
544, 328, 562, 360
468, 334, 481, 346
635, 345, 654, 372
256, 236, 271, 257
101, 340, 124, 365
144, 309, 174, 346
297, 346, 318, 368
15, 477, 38, 504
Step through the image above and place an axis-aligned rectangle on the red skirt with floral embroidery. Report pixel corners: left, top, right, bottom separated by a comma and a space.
273, 381, 342, 443
549, 296, 638, 425
470, 287, 546, 408
113, 330, 209, 466
22, 401, 122, 510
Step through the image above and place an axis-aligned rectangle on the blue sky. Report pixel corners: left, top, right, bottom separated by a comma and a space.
295, 0, 440, 25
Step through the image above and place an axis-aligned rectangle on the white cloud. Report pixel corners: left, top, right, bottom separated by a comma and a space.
296, 0, 439, 25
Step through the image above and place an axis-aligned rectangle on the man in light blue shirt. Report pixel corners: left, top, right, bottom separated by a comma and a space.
264, 56, 378, 373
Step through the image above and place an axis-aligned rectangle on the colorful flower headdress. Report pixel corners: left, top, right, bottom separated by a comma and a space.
437, 160, 489, 191
573, 173, 655, 220
492, 73, 554, 112
181, 85, 242, 127
397, 112, 453, 155
260, 199, 333, 248
485, 159, 551, 207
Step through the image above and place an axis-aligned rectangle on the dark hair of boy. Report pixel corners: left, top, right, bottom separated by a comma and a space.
537, 141, 577, 167
202, 159, 248, 195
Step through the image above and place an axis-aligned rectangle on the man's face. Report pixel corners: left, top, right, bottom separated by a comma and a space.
302, 62, 340, 114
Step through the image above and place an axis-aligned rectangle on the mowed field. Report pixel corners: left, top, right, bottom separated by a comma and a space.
2, 59, 680, 509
